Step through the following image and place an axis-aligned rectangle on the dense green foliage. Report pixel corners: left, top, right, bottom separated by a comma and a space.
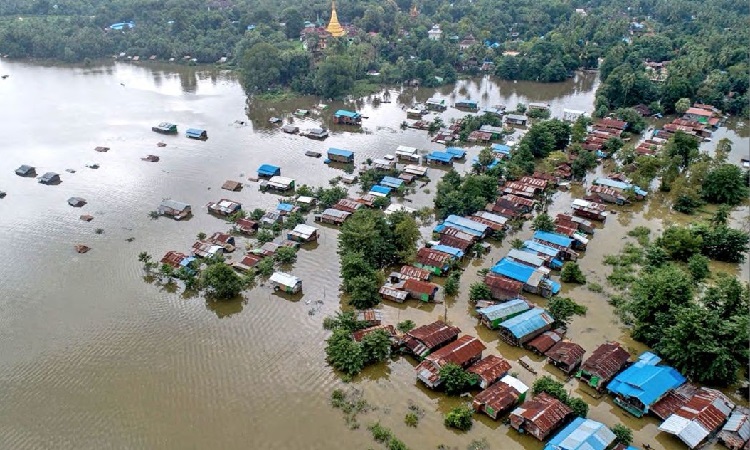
444, 405, 473, 431
324, 316, 392, 376
560, 262, 587, 284
439, 363, 478, 395
434, 169, 497, 219
469, 282, 492, 302
201, 262, 244, 299
612, 424, 633, 447
548, 296, 587, 326
531, 213, 555, 232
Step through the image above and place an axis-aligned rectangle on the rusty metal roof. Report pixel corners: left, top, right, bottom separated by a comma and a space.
352, 324, 396, 342
519, 176, 548, 189
356, 309, 382, 324
473, 379, 520, 415
484, 274, 524, 298
400, 265, 431, 281
333, 198, 362, 213
209, 232, 233, 245
407, 320, 461, 350
160, 251, 187, 269
403, 278, 439, 296
235, 218, 258, 231
426, 335, 486, 367
526, 330, 563, 354
439, 226, 477, 243
652, 384, 699, 420
659, 387, 736, 448
467, 355, 511, 385
720, 408, 750, 450
580, 342, 631, 384
511, 392, 572, 435
416, 247, 453, 266
545, 340, 586, 368
439, 234, 473, 251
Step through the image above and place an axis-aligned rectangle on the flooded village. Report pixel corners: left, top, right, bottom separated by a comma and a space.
0, 60, 748, 450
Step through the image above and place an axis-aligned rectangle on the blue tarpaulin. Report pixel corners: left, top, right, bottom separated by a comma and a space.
444, 215, 488, 235
426, 151, 453, 163
258, 164, 281, 177
544, 418, 616, 450
370, 185, 392, 196
491, 258, 537, 283
491, 143, 511, 156
277, 203, 295, 212
334, 110, 360, 119
445, 147, 466, 158
327, 148, 354, 158
594, 178, 648, 197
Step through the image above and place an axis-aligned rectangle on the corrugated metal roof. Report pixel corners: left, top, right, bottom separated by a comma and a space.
380, 176, 404, 188
533, 231, 573, 248
593, 178, 647, 196
580, 342, 631, 383
432, 244, 463, 258
720, 409, 750, 449
491, 143, 511, 155
352, 325, 396, 342
478, 299, 530, 321
474, 210, 509, 225
545, 417, 616, 450
426, 151, 454, 162
508, 249, 546, 268
468, 355, 511, 384
491, 258, 538, 283
269, 272, 300, 287
426, 335, 486, 367
400, 265, 431, 281
327, 147, 354, 158
608, 352, 686, 409
500, 308, 554, 340
406, 320, 461, 350
321, 208, 351, 219
403, 278, 439, 296
523, 240, 560, 258
660, 387, 736, 449
445, 147, 466, 157
370, 185, 392, 195
546, 341, 585, 368
501, 375, 529, 394
160, 199, 190, 210
526, 330, 563, 354
474, 380, 520, 416
334, 109, 360, 118
511, 392, 572, 436
439, 234, 472, 251
484, 274, 524, 298
416, 247, 452, 267
257, 164, 280, 176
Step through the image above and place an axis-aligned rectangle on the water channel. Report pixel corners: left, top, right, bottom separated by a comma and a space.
0, 60, 746, 450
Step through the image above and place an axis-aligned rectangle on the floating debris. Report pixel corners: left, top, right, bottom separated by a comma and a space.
74, 244, 90, 253
85, 163, 100, 169
79, 214, 94, 222
94, 146, 110, 152
142, 155, 160, 162
156, 141, 167, 147
68, 197, 87, 207
269, 117, 282, 124
0, 191, 6, 198
125, 237, 135, 242
65, 168, 76, 173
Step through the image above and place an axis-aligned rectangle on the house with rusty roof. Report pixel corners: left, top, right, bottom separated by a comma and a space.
333, 198, 363, 213
439, 234, 473, 252
576, 341, 631, 392
719, 408, 750, 450
467, 355, 512, 389
651, 383, 699, 420
415, 335, 486, 389
352, 324, 397, 343
379, 285, 409, 303
545, 341, 586, 375
414, 247, 454, 275
473, 375, 529, 420
483, 274, 524, 302
160, 251, 189, 269
234, 218, 258, 235
208, 232, 235, 249
403, 320, 461, 359
607, 352, 686, 417
232, 254, 264, 272
658, 387, 735, 449
207, 198, 242, 216
498, 308, 555, 346
544, 417, 617, 450
403, 278, 439, 302
356, 309, 383, 327
526, 329, 564, 355
510, 392, 573, 441
400, 265, 431, 281
477, 298, 530, 329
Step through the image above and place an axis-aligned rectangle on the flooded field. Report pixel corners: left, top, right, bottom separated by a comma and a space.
0, 60, 746, 450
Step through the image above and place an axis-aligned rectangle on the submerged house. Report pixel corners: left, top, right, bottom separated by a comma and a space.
416, 335, 486, 389
287, 224, 319, 242
327, 147, 355, 163
207, 199, 242, 216
507, 248, 547, 269
719, 408, 750, 450
467, 354, 512, 389
607, 352, 687, 417
157, 199, 191, 220
402, 320, 461, 359
491, 258, 560, 298
160, 251, 190, 270
395, 145, 420, 162
425, 151, 454, 165
473, 375, 529, 419
483, 274, 524, 301
152, 122, 177, 134
400, 265, 431, 281
533, 231, 578, 261
526, 329, 564, 355
576, 341, 631, 392
414, 247, 454, 275
658, 388, 735, 449
510, 392, 573, 441
269, 272, 302, 294
593, 178, 647, 200
257, 164, 281, 178
455, 99, 478, 110
438, 215, 490, 238
185, 128, 208, 139
544, 417, 616, 450
379, 285, 409, 303
261, 176, 295, 192
333, 109, 361, 125
15, 164, 36, 177
234, 218, 258, 235
402, 278, 439, 302
498, 308, 555, 346
315, 208, 351, 225
477, 299, 530, 329
545, 341, 586, 375
523, 240, 564, 270
38, 172, 60, 184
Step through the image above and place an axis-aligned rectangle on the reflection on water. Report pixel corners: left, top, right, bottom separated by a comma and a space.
0, 60, 744, 450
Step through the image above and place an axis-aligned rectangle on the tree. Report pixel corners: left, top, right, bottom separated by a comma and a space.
256, 229, 274, 244
693, 224, 750, 263
560, 262, 587, 284
315, 55, 355, 99
238, 43, 281, 93
282, 8, 303, 40
548, 297, 587, 326
687, 254, 710, 282
532, 376, 568, 402
711, 205, 731, 227
325, 329, 365, 376
702, 164, 750, 205
323, 311, 368, 332
439, 363, 477, 395
666, 131, 700, 170
444, 405, 473, 431
138, 251, 154, 273
256, 257, 275, 278
475, 147, 495, 172
571, 150, 598, 179
340, 252, 377, 293
566, 397, 589, 418
656, 226, 702, 261
274, 246, 297, 264
390, 211, 420, 264
339, 210, 396, 268
444, 272, 460, 297
612, 424, 633, 447
348, 275, 381, 309
397, 320, 415, 333
532, 213, 555, 232
201, 263, 244, 299
469, 282, 492, 302
197, 232, 207, 240
675, 97, 691, 114
361, 330, 392, 364
250, 208, 265, 221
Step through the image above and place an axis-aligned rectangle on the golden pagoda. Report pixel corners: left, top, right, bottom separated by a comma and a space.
325, 0, 345, 37
410, 3, 419, 18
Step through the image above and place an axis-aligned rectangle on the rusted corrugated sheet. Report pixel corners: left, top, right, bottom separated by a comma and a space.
484, 274, 524, 299
467, 355, 511, 386
160, 251, 187, 269
501, 194, 536, 208
352, 324, 396, 342
652, 384, 699, 420
406, 320, 461, 351
510, 392, 572, 440
519, 176, 548, 189
439, 234, 473, 251
427, 335, 486, 368
333, 198, 362, 213
469, 215, 504, 231
580, 342, 631, 385
680, 388, 735, 434
400, 265, 431, 281
416, 247, 452, 266
403, 278, 439, 297
526, 330, 563, 354
545, 341, 585, 372
473, 381, 520, 418
439, 226, 477, 243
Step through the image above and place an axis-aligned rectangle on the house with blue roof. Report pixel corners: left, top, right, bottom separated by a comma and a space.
380, 176, 404, 190
477, 299, 530, 329
327, 148, 355, 163
607, 352, 687, 417
523, 240, 564, 268
257, 164, 281, 178
443, 215, 489, 238
369, 185, 392, 197
498, 308, 555, 346
533, 231, 578, 261
445, 147, 467, 159
491, 258, 560, 298
544, 417, 616, 450
431, 244, 464, 260
472, 155, 500, 170
491, 143, 512, 158
333, 109, 362, 125
593, 178, 648, 200
186, 128, 207, 140
425, 151, 454, 165
455, 99, 478, 110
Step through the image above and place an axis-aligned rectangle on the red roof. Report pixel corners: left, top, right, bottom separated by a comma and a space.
672, 388, 735, 434
473, 380, 521, 416
652, 384, 699, 420
235, 218, 258, 232
416, 247, 452, 267
352, 324, 396, 342
439, 226, 477, 243
467, 355, 512, 385
595, 118, 628, 130
545, 341, 585, 370
439, 234, 473, 251
403, 278, 439, 296
425, 335, 486, 367
333, 198, 362, 213
400, 265, 431, 281
237, 254, 263, 268
406, 321, 461, 350
209, 232, 233, 245
484, 274, 524, 299
526, 330, 563, 354
469, 215, 504, 231
685, 107, 713, 117
160, 251, 187, 269
580, 341, 631, 383
511, 392, 572, 438
501, 194, 536, 208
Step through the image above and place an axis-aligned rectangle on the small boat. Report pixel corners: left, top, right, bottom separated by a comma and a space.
142, 155, 160, 162
269, 117, 282, 124
281, 124, 299, 134
74, 244, 91, 254
156, 142, 167, 147
85, 163, 100, 169
518, 356, 537, 374
305, 150, 322, 158
94, 146, 110, 152
152, 122, 177, 134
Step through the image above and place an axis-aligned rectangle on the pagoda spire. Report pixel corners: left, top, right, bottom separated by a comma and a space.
325, 0, 345, 37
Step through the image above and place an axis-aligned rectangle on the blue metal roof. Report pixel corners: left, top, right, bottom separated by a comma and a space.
370, 185, 392, 195
432, 244, 464, 259
444, 215, 488, 234
277, 203, 295, 212
328, 148, 354, 158
534, 230, 573, 248
457, 99, 477, 106
478, 299, 530, 321
445, 147, 466, 158
607, 352, 686, 409
499, 308, 554, 339
594, 178, 648, 197
186, 128, 206, 135
426, 151, 454, 163
544, 418, 616, 450
472, 156, 499, 169
380, 176, 404, 188
491, 258, 536, 283
334, 109, 360, 118
491, 143, 511, 155
523, 240, 560, 258
258, 164, 281, 176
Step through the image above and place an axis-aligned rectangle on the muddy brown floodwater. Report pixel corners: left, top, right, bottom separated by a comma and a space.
0, 60, 746, 450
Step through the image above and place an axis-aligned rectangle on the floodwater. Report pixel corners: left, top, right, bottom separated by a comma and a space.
0, 61, 746, 450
